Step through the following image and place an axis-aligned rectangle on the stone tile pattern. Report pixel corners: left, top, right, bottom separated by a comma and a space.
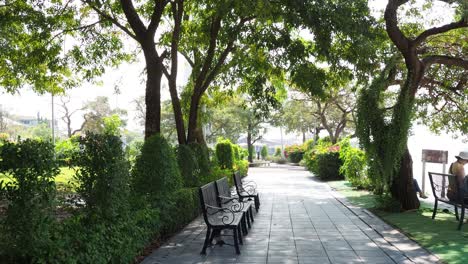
142, 165, 440, 264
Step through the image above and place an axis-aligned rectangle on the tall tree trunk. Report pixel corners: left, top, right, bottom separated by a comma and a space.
168, 78, 186, 144
391, 147, 420, 211
187, 92, 202, 143
302, 131, 306, 143
247, 124, 253, 163
143, 48, 162, 139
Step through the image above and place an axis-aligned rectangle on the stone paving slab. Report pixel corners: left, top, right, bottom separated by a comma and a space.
142, 165, 441, 264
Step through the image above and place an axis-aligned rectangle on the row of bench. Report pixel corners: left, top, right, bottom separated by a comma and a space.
199, 172, 260, 254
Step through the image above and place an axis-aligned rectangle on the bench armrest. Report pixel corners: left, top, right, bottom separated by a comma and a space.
205, 205, 237, 225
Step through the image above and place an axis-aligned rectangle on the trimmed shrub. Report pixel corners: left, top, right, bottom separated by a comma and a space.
232, 144, 241, 161
188, 142, 211, 178
132, 134, 182, 205
261, 145, 268, 160
272, 156, 287, 164
176, 144, 200, 187
235, 159, 249, 177
0, 139, 59, 262
285, 144, 305, 163
314, 151, 344, 180
215, 139, 234, 169
274, 147, 282, 157
74, 133, 130, 220
160, 187, 200, 234
339, 138, 369, 188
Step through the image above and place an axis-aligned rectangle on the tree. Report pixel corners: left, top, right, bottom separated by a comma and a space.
357, 0, 467, 210
1, 1, 131, 95
260, 145, 268, 160
275, 100, 319, 143
76, 96, 127, 135
57, 96, 83, 138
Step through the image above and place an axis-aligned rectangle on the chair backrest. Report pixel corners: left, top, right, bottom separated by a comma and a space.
428, 172, 463, 203
215, 177, 231, 199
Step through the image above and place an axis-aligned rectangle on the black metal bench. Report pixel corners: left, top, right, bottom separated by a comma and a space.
199, 182, 243, 254
428, 172, 467, 230
233, 171, 260, 212
215, 177, 255, 235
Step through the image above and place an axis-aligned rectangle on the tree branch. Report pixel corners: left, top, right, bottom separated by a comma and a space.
384, 0, 411, 54
119, 0, 147, 40
84, 0, 138, 41
414, 18, 467, 46
422, 55, 468, 69
147, 0, 170, 36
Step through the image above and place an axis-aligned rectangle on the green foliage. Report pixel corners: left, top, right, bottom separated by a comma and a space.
232, 144, 241, 161
55, 136, 79, 166
188, 142, 211, 178
0, 139, 59, 262
356, 61, 411, 194
338, 138, 369, 189
74, 133, 130, 220
284, 144, 305, 163
176, 145, 200, 188
235, 159, 249, 178
304, 140, 343, 180
260, 145, 268, 160
272, 156, 287, 164
274, 147, 282, 157
160, 188, 200, 234
102, 114, 123, 136
215, 139, 234, 170
132, 135, 182, 205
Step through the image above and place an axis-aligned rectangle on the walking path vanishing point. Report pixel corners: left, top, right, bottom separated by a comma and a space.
142, 165, 441, 264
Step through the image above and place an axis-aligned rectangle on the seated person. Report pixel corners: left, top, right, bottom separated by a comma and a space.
447, 151, 468, 202
413, 179, 427, 199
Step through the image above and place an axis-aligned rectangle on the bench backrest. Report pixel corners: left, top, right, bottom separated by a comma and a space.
428, 172, 464, 204
215, 177, 231, 199
233, 171, 242, 190
199, 182, 219, 220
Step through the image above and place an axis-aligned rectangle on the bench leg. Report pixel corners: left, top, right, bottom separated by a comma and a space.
233, 227, 241, 254
238, 225, 243, 245
201, 227, 212, 255
241, 214, 248, 235
454, 205, 459, 220
254, 195, 260, 212
246, 209, 252, 229
458, 206, 464, 230
432, 200, 438, 219
249, 206, 254, 223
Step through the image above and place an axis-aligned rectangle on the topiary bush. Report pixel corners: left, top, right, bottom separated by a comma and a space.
315, 151, 344, 181
215, 139, 234, 169
132, 134, 182, 205
74, 133, 130, 220
260, 145, 268, 160
188, 142, 211, 178
274, 147, 282, 157
0, 139, 59, 262
175, 144, 200, 188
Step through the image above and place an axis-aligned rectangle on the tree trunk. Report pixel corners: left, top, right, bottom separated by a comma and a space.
247, 124, 253, 163
391, 147, 420, 211
143, 48, 162, 139
168, 78, 186, 144
187, 92, 202, 143
302, 131, 306, 143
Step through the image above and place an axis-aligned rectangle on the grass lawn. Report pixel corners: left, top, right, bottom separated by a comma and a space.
328, 180, 468, 264
0, 167, 77, 189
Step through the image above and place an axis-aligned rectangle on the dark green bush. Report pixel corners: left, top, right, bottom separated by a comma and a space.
188, 142, 211, 178
339, 138, 369, 188
0, 139, 59, 262
74, 133, 130, 220
314, 151, 344, 181
132, 134, 182, 205
260, 145, 268, 160
176, 144, 200, 187
160, 188, 200, 234
274, 147, 282, 157
285, 144, 305, 163
215, 139, 234, 169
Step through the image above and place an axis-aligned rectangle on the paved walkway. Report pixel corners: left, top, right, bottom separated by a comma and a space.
142, 165, 440, 264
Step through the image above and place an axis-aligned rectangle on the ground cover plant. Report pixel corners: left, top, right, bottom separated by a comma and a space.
328, 180, 468, 264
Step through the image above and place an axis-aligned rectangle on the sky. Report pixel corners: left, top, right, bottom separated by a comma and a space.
1, 0, 466, 186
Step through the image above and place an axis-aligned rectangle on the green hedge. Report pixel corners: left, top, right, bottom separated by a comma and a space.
176, 145, 200, 188
215, 139, 234, 169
